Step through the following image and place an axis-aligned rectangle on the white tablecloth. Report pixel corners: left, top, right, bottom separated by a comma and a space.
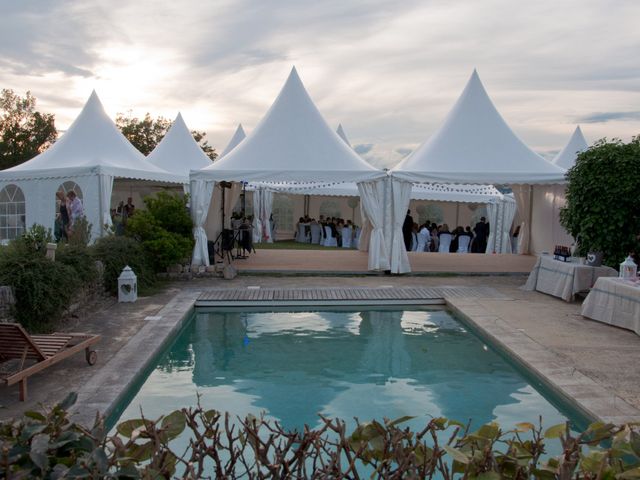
523, 255, 617, 302
581, 277, 640, 335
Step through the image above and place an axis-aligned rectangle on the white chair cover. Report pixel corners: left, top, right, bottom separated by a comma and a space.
438, 233, 452, 253
310, 223, 321, 244
341, 226, 352, 248
353, 227, 361, 249
296, 223, 309, 243
457, 235, 471, 253
411, 232, 418, 251
323, 225, 337, 247
417, 228, 430, 252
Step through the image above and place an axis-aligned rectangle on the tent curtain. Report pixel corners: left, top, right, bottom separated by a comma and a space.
357, 179, 389, 271
389, 178, 412, 273
261, 190, 273, 243
485, 201, 499, 254
511, 184, 531, 254
99, 174, 114, 233
500, 199, 517, 253
191, 179, 215, 266
224, 182, 243, 229
252, 189, 263, 243
358, 199, 372, 252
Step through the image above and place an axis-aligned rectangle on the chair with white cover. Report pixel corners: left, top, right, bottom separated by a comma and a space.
411, 232, 419, 251
310, 224, 322, 244
417, 228, 430, 252
323, 225, 337, 247
296, 223, 309, 243
457, 235, 471, 253
353, 227, 361, 249
341, 227, 352, 248
438, 233, 452, 253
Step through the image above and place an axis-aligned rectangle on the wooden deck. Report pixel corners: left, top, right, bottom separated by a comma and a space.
196, 285, 507, 307
232, 250, 537, 274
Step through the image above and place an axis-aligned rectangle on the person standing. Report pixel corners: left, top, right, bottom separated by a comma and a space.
473, 216, 490, 253
66, 191, 84, 228
55, 191, 70, 241
402, 209, 414, 251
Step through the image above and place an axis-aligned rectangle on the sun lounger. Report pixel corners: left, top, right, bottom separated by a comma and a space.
0, 323, 100, 401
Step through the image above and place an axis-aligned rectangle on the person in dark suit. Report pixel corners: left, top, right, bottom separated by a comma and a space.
402, 210, 414, 251
472, 216, 490, 253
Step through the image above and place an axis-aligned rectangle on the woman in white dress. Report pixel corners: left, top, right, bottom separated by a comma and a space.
417, 223, 431, 252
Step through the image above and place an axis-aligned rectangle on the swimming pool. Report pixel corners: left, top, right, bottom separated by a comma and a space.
110, 307, 588, 437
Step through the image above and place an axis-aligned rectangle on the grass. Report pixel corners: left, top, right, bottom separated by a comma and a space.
255, 240, 347, 251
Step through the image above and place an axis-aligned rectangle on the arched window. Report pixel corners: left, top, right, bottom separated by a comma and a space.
272, 195, 294, 232
0, 184, 26, 241
319, 200, 341, 220
56, 181, 83, 203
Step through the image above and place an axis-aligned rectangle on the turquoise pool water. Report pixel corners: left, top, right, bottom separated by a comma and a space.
111, 307, 587, 436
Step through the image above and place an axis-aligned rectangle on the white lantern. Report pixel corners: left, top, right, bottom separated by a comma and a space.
118, 265, 138, 302
619, 256, 638, 279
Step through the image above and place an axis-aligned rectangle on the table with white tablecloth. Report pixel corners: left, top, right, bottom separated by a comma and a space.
581, 277, 640, 335
523, 255, 617, 302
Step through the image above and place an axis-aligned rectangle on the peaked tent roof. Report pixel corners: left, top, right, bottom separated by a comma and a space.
391, 70, 565, 185
552, 126, 588, 170
219, 123, 247, 158
336, 124, 352, 147
147, 113, 211, 180
0, 91, 178, 182
191, 67, 385, 183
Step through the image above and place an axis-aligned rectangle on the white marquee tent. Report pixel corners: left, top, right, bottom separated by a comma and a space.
390, 70, 566, 254
552, 126, 588, 170
147, 113, 212, 180
0, 91, 179, 241
189, 67, 395, 271
219, 124, 247, 158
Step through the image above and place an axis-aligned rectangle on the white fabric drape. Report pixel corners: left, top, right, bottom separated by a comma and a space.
500, 199, 517, 253
389, 178, 412, 273
485, 201, 499, 254
511, 184, 531, 254
358, 197, 372, 252
357, 179, 389, 271
261, 190, 273, 243
99, 174, 114, 233
190, 179, 215, 266
252, 189, 262, 243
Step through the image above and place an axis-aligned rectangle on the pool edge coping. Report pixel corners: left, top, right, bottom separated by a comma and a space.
446, 298, 640, 425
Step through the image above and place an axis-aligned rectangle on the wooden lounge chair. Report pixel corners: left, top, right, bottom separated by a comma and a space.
0, 323, 100, 401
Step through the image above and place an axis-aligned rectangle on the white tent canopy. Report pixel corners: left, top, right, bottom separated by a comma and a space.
190, 67, 385, 184
219, 123, 247, 158
0, 91, 179, 240
553, 126, 588, 170
390, 70, 566, 185
189, 67, 388, 269
336, 123, 352, 147
147, 113, 211, 180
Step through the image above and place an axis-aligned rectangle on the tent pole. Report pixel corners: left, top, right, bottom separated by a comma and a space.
97, 173, 104, 238
528, 185, 534, 254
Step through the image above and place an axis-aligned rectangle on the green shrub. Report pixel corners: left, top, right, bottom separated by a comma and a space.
56, 243, 99, 285
11, 223, 53, 255
67, 216, 93, 246
125, 192, 194, 272
2, 394, 640, 479
0, 247, 77, 332
560, 136, 640, 267
91, 235, 155, 294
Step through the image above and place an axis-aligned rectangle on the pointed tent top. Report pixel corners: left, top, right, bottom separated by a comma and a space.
552, 126, 588, 170
391, 70, 566, 184
3, 91, 178, 182
146, 113, 212, 178
192, 68, 384, 183
220, 123, 247, 158
336, 124, 352, 148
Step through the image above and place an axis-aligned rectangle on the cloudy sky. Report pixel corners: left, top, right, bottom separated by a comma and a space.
1, 0, 639, 168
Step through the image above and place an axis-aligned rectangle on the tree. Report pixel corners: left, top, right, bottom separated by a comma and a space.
0, 89, 57, 169
116, 112, 217, 160
560, 137, 640, 268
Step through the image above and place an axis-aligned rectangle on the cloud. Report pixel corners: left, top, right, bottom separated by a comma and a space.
578, 111, 640, 124
353, 143, 374, 155
395, 147, 413, 158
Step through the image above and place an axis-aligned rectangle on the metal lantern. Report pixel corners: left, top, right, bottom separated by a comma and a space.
117, 265, 138, 302
619, 255, 638, 279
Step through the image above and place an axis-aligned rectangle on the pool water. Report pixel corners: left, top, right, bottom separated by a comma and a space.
112, 308, 586, 436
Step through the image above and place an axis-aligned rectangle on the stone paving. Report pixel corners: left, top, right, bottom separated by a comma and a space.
1, 272, 639, 426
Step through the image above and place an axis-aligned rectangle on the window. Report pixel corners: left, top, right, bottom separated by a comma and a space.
319, 200, 342, 220
0, 184, 26, 241
56, 181, 83, 203
272, 195, 294, 232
